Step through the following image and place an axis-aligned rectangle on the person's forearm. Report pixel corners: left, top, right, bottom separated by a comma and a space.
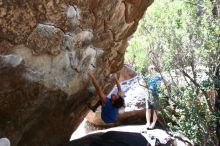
90, 76, 102, 95
89, 74, 106, 104
115, 79, 122, 96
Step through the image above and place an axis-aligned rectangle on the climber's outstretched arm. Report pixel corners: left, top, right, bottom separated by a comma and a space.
89, 72, 106, 105
114, 76, 122, 97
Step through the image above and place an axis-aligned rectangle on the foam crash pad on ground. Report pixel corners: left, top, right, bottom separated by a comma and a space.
69, 125, 192, 146
66, 131, 148, 146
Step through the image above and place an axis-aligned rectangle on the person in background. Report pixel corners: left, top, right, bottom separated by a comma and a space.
88, 72, 125, 123
144, 65, 166, 129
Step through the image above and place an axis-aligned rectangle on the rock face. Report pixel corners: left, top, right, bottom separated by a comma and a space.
118, 64, 137, 82
0, 0, 153, 146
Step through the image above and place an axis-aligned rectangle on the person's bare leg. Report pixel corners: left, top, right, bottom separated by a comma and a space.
149, 110, 157, 129
146, 109, 151, 128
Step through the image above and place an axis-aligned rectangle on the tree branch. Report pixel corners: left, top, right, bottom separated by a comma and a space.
181, 69, 214, 112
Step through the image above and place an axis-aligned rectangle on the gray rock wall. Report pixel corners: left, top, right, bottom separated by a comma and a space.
0, 0, 153, 145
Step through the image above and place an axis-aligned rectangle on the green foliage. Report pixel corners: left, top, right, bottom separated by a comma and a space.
125, 0, 220, 145
126, 36, 149, 72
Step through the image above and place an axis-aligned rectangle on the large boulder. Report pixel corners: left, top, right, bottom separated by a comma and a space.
0, 0, 153, 146
118, 64, 137, 82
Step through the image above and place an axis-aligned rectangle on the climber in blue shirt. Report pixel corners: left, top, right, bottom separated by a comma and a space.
89, 72, 125, 123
